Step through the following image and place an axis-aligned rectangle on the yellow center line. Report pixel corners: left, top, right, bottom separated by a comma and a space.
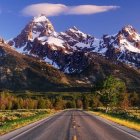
73, 135, 77, 140
73, 125, 76, 128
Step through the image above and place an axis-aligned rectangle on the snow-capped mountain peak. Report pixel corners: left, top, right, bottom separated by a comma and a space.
31, 14, 55, 39
66, 26, 88, 40
119, 25, 140, 41
33, 14, 50, 22
114, 25, 140, 53
122, 25, 136, 34
8, 15, 55, 51
8, 18, 140, 73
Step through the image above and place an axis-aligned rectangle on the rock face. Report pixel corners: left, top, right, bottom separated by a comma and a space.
102, 25, 140, 68
0, 38, 4, 43
9, 15, 140, 73
0, 38, 140, 92
0, 41, 71, 90
9, 14, 54, 47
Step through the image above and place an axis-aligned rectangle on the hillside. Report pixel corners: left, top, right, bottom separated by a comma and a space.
0, 41, 70, 90
0, 15, 139, 92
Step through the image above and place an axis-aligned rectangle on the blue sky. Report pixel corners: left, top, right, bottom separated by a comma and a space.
0, 0, 140, 40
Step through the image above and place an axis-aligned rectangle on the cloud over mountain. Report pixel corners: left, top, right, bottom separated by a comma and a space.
22, 3, 119, 17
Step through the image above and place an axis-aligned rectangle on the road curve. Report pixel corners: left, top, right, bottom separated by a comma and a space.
1, 110, 140, 140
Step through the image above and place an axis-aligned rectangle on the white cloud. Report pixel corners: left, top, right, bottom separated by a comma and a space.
22, 3, 67, 17
22, 3, 120, 17
67, 5, 119, 15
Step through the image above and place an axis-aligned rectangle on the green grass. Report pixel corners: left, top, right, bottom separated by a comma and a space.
90, 110, 140, 131
0, 109, 57, 135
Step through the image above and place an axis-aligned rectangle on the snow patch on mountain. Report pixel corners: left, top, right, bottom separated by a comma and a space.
74, 42, 90, 49
33, 15, 49, 23
8, 15, 140, 72
38, 36, 48, 42
15, 42, 30, 54
68, 26, 87, 38
47, 37, 65, 48
120, 39, 140, 53
44, 56, 59, 69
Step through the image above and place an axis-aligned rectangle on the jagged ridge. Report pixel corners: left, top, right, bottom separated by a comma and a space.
8, 15, 140, 73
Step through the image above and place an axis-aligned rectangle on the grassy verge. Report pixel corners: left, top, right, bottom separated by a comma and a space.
90, 111, 140, 131
0, 109, 58, 135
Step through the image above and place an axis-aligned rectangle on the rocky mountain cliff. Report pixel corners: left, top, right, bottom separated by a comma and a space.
0, 39, 72, 90
8, 15, 140, 74
0, 14, 138, 92
0, 36, 139, 92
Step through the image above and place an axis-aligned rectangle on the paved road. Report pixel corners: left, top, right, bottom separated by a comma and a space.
1, 110, 140, 140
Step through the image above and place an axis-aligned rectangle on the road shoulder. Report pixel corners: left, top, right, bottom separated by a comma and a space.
87, 111, 140, 139
0, 111, 62, 140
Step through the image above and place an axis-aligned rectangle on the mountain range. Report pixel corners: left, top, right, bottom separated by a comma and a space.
0, 14, 140, 92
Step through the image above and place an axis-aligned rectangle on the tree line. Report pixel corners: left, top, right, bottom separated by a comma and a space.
0, 92, 83, 110
0, 76, 140, 112
92, 75, 140, 112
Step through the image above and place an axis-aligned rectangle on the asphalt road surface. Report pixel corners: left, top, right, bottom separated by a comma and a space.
1, 110, 140, 140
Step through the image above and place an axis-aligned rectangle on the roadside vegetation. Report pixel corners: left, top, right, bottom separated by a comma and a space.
0, 75, 140, 133
90, 109, 140, 131
0, 109, 56, 135
90, 75, 140, 131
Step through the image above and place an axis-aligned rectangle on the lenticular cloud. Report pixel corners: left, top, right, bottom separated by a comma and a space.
22, 3, 119, 17
67, 5, 119, 15
22, 3, 67, 17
